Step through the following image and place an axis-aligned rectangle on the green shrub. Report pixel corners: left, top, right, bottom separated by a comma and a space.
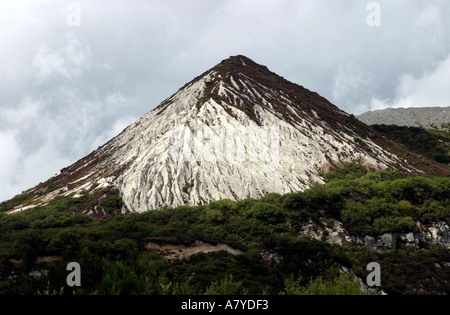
101, 193, 123, 213
204, 275, 247, 295
322, 163, 367, 182
248, 202, 284, 224
281, 273, 365, 295
96, 260, 142, 295
282, 193, 305, 210
326, 218, 335, 229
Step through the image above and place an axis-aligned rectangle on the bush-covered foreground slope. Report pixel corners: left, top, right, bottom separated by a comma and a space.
0, 165, 449, 295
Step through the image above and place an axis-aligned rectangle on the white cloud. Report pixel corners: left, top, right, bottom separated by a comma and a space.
365, 53, 450, 111
91, 115, 138, 150
1, 97, 42, 125
332, 62, 374, 108
32, 32, 92, 81
0, 131, 21, 184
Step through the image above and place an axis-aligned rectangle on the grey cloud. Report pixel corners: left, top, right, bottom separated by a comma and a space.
0, 0, 449, 201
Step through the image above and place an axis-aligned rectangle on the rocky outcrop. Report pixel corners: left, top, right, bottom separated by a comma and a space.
259, 249, 283, 267
298, 219, 450, 252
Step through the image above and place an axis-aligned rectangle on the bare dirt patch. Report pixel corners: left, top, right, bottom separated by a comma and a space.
145, 240, 242, 261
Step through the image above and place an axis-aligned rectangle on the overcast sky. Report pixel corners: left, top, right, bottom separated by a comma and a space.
1, 0, 450, 201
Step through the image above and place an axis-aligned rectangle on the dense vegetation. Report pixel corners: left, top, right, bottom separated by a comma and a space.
0, 165, 448, 295
372, 124, 450, 165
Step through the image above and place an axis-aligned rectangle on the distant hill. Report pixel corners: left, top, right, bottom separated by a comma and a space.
357, 107, 449, 166
357, 107, 449, 130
